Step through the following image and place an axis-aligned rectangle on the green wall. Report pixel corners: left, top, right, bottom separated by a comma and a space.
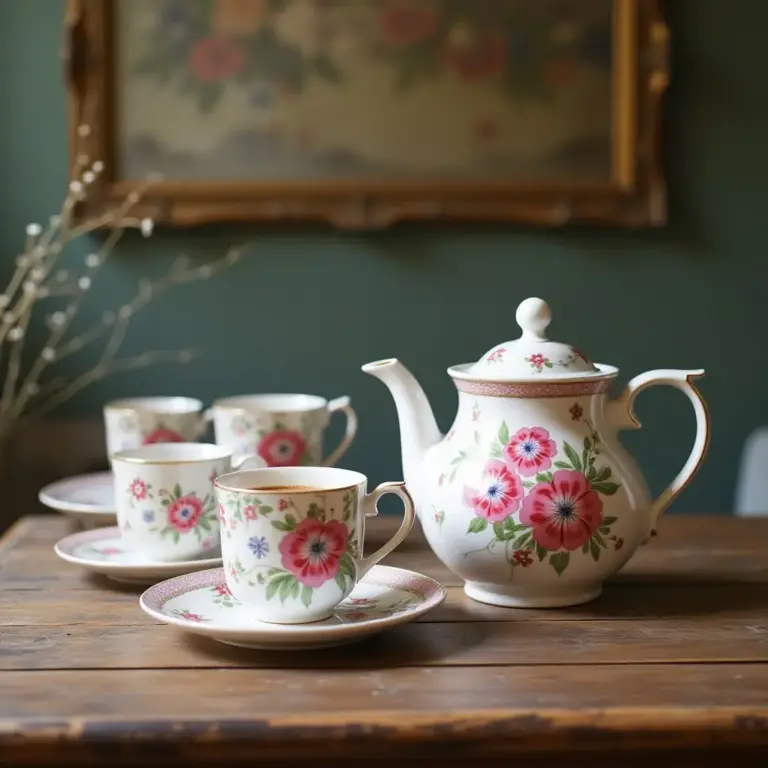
1, 0, 764, 514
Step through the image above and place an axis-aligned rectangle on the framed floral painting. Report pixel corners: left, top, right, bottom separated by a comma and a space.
65, 0, 669, 228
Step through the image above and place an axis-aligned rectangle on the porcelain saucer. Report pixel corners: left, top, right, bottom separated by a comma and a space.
54, 526, 222, 585
140, 565, 446, 650
39, 471, 116, 528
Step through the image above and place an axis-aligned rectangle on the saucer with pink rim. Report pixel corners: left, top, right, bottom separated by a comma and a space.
139, 565, 446, 650
54, 526, 222, 585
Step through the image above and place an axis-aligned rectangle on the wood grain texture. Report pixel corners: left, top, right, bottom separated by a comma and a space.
3, 514, 768, 765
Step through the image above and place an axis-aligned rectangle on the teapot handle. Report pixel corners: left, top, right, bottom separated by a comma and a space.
607, 369, 710, 536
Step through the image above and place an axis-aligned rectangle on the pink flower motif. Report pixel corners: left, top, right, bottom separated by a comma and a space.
569, 403, 583, 421
344, 610, 368, 622
143, 427, 185, 445
527, 354, 546, 370
168, 495, 204, 532
463, 459, 524, 522
512, 549, 533, 567
229, 566, 239, 582
447, 429, 456, 441
614, 537, 624, 551
443, 30, 507, 81
214, 584, 231, 597
101, 547, 122, 556
243, 505, 259, 521
438, 473, 446, 486
380, 0, 439, 47
209, 469, 219, 485
218, 503, 226, 522
349, 597, 373, 605
278, 518, 348, 587
189, 36, 244, 84
179, 611, 206, 622
504, 427, 557, 477
201, 538, 213, 551
279, 499, 290, 512
520, 470, 603, 552
258, 430, 306, 467
486, 346, 506, 363
129, 478, 148, 501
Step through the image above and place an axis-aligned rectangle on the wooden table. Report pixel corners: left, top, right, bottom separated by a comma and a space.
1, 515, 768, 766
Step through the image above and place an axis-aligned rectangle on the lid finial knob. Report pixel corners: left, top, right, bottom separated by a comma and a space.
516, 297, 551, 341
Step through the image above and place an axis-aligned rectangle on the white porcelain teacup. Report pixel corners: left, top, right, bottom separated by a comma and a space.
209, 394, 357, 468
112, 443, 264, 562
214, 466, 416, 624
104, 397, 207, 457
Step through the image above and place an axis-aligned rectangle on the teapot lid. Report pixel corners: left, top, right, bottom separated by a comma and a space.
469, 297, 601, 380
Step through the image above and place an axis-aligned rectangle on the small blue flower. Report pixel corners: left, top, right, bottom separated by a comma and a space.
248, 536, 269, 559
142, 509, 155, 523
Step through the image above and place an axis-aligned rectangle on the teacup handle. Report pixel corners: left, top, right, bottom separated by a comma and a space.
357, 482, 415, 578
323, 396, 358, 467
232, 453, 266, 471
194, 409, 214, 439
608, 368, 710, 536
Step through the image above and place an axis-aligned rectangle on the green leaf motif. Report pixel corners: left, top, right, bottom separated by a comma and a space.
339, 552, 356, 579
563, 442, 582, 473
549, 551, 570, 576
593, 467, 612, 483
582, 541, 590, 554
284, 514, 298, 529
535, 471, 553, 484
512, 532, 533, 549
279, 575, 295, 604
290, 579, 300, 600
334, 571, 346, 593
271, 520, 293, 532
584, 436, 592, 450
554, 460, 572, 469
602, 516, 618, 525
590, 540, 601, 561
259, 506, 273, 516
468, 517, 489, 534
161, 499, 170, 506
301, 585, 313, 608
265, 578, 282, 602
522, 480, 535, 489
493, 522, 505, 540
592, 481, 620, 496
498, 421, 510, 446
593, 531, 607, 547
490, 445, 503, 459
173, 484, 182, 499
172, 531, 180, 544
535, 542, 548, 562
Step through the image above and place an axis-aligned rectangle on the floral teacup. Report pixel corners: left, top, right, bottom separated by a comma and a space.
209, 394, 357, 468
104, 397, 207, 458
112, 443, 263, 563
214, 466, 415, 624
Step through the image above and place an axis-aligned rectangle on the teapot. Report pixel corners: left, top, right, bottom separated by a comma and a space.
362, 298, 709, 608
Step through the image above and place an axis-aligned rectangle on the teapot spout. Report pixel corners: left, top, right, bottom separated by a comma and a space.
362, 359, 442, 499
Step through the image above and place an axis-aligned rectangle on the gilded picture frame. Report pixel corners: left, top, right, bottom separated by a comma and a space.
65, 0, 669, 229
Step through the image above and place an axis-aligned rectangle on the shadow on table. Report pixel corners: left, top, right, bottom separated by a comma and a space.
182, 619, 489, 669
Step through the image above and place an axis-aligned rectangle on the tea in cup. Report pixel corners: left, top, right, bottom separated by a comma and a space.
209, 394, 357, 468
215, 466, 415, 624
104, 397, 207, 457
112, 443, 264, 562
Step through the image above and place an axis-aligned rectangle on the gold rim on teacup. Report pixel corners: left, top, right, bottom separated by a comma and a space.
104, 396, 204, 415
214, 466, 368, 495
112, 442, 234, 466
210, 393, 330, 417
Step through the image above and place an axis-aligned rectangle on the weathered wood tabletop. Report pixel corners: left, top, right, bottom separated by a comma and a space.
1, 514, 768, 766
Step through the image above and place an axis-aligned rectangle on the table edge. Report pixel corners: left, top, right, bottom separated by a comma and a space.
1, 706, 767, 758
